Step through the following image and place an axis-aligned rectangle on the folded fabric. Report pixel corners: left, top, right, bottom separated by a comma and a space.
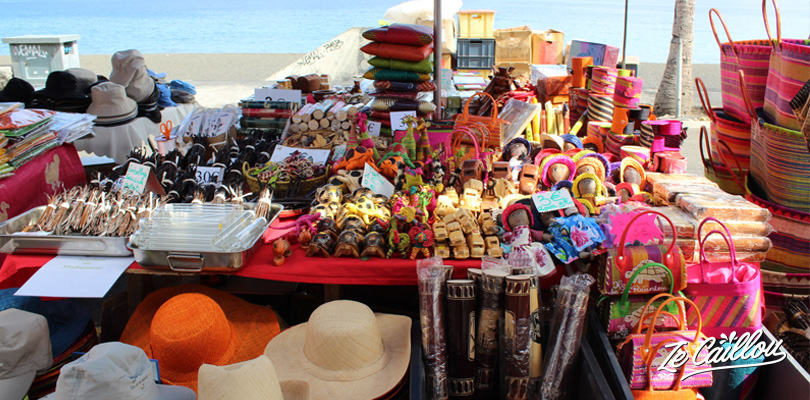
371, 97, 436, 114
368, 56, 433, 74
364, 68, 431, 83
360, 42, 433, 62
169, 79, 196, 95
363, 23, 434, 45
156, 84, 177, 107
374, 80, 437, 92
368, 90, 419, 99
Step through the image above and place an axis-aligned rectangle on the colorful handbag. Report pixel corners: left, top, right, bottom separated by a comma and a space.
602, 262, 681, 341
699, 125, 746, 195
619, 294, 713, 390
598, 210, 687, 296
761, 0, 810, 131
709, 7, 773, 124
630, 338, 700, 400
684, 217, 764, 338
696, 77, 752, 174
454, 92, 506, 148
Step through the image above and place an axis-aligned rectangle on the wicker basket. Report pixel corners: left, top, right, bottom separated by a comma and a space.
243, 162, 330, 196
282, 129, 337, 149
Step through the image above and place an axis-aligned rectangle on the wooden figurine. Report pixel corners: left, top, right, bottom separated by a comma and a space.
361, 231, 387, 258
401, 115, 418, 160
485, 236, 502, 257
467, 233, 486, 258
445, 187, 460, 207
433, 221, 448, 241
306, 232, 334, 257
540, 154, 576, 189
620, 157, 647, 190
334, 230, 363, 258
460, 188, 482, 213
272, 239, 292, 266
479, 212, 497, 236
435, 195, 456, 219
455, 208, 476, 235
464, 178, 484, 196
491, 161, 511, 180
460, 159, 485, 189
518, 163, 540, 195
448, 223, 465, 247
453, 244, 470, 259
434, 241, 451, 258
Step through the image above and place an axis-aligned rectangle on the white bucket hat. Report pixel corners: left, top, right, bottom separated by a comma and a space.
110, 49, 155, 102
198, 355, 309, 400
0, 308, 53, 400
87, 82, 138, 125
53, 342, 196, 400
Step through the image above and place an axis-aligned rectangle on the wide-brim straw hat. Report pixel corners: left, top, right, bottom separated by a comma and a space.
87, 82, 137, 125
620, 157, 647, 188
575, 156, 606, 181
540, 154, 576, 188
264, 300, 411, 400
198, 355, 309, 400
120, 284, 282, 392
538, 133, 564, 151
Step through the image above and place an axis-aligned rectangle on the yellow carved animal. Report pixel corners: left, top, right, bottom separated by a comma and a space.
343, 196, 387, 225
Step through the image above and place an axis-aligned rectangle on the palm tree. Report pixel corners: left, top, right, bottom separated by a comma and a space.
654, 0, 695, 117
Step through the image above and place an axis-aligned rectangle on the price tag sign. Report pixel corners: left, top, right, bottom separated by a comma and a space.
196, 166, 224, 186
362, 163, 395, 198
390, 111, 416, 132
531, 190, 575, 213
254, 88, 302, 103
121, 163, 150, 193
367, 121, 382, 137
608, 211, 663, 247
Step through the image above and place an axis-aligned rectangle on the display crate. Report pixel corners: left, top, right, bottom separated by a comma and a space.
457, 38, 495, 70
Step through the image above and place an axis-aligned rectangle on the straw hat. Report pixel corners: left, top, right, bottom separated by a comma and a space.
119, 284, 282, 392
198, 355, 309, 400
540, 154, 576, 188
581, 136, 604, 153
575, 156, 606, 181
87, 82, 137, 125
264, 300, 411, 400
572, 172, 604, 198
538, 133, 564, 151
620, 157, 647, 188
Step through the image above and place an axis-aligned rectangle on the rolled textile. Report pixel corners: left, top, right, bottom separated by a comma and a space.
588, 93, 614, 122
639, 120, 654, 148
590, 67, 618, 95
586, 121, 602, 139
613, 76, 643, 108
504, 275, 532, 400
446, 280, 477, 399
474, 269, 508, 398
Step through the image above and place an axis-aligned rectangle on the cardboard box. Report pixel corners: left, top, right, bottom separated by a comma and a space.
494, 26, 532, 65
442, 54, 452, 70
417, 18, 457, 54
531, 29, 565, 65
566, 40, 620, 68
530, 64, 572, 95
458, 10, 495, 38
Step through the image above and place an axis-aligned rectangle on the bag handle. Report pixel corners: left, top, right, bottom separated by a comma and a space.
462, 92, 500, 120
738, 70, 758, 121
715, 138, 746, 192
447, 126, 482, 160
695, 78, 717, 124
698, 126, 715, 174
762, 0, 782, 51
640, 338, 688, 392
632, 293, 681, 335
699, 229, 741, 283
616, 209, 679, 272
617, 262, 675, 315
643, 297, 703, 357
709, 8, 740, 61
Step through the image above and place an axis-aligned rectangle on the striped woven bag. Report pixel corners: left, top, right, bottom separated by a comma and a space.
761, 0, 810, 131
699, 126, 746, 195
710, 8, 773, 124
684, 218, 763, 337
696, 77, 752, 173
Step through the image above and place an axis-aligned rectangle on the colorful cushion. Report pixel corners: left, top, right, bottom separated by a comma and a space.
368, 90, 419, 99
363, 68, 431, 83
371, 97, 436, 114
368, 56, 433, 74
362, 24, 434, 45
360, 43, 433, 62
374, 81, 437, 92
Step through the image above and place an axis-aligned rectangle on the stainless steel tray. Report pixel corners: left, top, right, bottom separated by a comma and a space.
128, 203, 283, 273
0, 206, 133, 256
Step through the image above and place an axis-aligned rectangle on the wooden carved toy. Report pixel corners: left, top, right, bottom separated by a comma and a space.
491, 161, 510, 180
478, 212, 497, 236
460, 188, 482, 213
435, 195, 456, 219
540, 154, 576, 189
433, 221, 448, 241
298, 229, 312, 250
408, 225, 434, 260
315, 184, 343, 205
434, 241, 451, 259
334, 230, 363, 258
464, 178, 484, 196
272, 239, 292, 266
445, 187, 460, 207
491, 178, 516, 200
620, 157, 647, 190
344, 195, 386, 225
453, 244, 470, 259
339, 214, 367, 235
467, 233, 485, 258
518, 163, 540, 195
485, 236, 502, 257
316, 217, 339, 241
331, 169, 364, 193
460, 159, 485, 188
306, 232, 334, 257
454, 208, 477, 234
361, 231, 387, 258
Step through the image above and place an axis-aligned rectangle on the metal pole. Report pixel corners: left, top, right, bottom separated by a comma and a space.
622, 0, 628, 69
433, 0, 442, 119
676, 37, 682, 118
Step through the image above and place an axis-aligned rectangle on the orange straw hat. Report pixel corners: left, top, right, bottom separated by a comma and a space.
581, 136, 605, 153
119, 284, 281, 392
264, 300, 411, 400
575, 156, 606, 181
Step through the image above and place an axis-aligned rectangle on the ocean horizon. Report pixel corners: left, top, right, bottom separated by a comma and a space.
1, 0, 808, 64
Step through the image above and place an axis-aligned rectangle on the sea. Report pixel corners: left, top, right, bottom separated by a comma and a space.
1, 0, 808, 64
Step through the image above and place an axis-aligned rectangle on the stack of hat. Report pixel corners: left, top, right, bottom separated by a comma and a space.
87, 82, 138, 126
108, 49, 161, 124
30, 71, 91, 113
0, 288, 97, 399
361, 23, 437, 136
0, 77, 35, 107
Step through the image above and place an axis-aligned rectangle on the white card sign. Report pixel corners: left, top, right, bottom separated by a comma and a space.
390, 111, 417, 132
196, 166, 224, 186
367, 121, 382, 137
362, 163, 395, 198
254, 88, 302, 103
532, 190, 575, 213
15, 256, 135, 298
270, 145, 331, 166
121, 163, 150, 193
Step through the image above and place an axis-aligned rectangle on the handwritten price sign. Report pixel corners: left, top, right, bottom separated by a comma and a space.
362, 163, 394, 198
532, 190, 575, 213
195, 166, 224, 186
121, 163, 150, 193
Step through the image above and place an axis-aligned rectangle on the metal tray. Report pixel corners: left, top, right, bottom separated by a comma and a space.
0, 206, 133, 257
128, 203, 283, 273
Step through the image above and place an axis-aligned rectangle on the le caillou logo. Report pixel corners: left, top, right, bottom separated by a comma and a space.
657, 329, 787, 380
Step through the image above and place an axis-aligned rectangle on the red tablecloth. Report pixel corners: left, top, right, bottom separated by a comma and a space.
0, 217, 478, 289
0, 144, 86, 223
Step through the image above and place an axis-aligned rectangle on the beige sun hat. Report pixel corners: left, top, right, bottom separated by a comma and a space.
109, 49, 155, 102
538, 133, 565, 151
198, 355, 309, 400
0, 309, 53, 400
264, 300, 411, 400
87, 82, 138, 125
